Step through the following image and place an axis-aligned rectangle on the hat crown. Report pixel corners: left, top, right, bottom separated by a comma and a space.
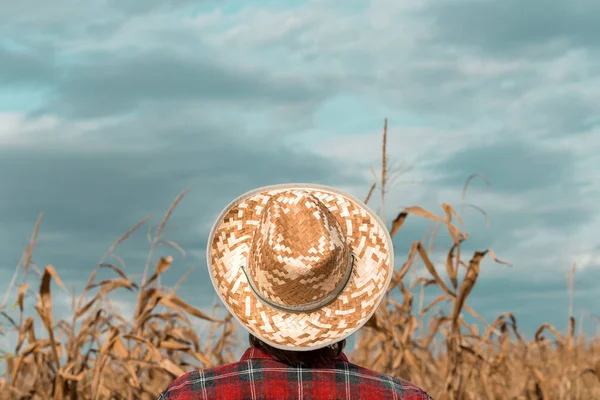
247, 190, 351, 309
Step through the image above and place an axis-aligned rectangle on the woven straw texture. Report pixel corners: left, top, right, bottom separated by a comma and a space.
207, 184, 393, 351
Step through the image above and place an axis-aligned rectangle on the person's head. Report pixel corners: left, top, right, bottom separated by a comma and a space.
248, 333, 346, 367
207, 184, 393, 353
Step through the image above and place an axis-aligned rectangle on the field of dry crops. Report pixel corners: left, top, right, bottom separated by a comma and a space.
1, 123, 599, 399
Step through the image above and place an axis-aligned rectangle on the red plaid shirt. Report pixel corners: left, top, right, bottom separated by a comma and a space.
158, 347, 432, 400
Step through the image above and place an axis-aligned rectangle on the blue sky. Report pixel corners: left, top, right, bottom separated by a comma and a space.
1, 0, 600, 350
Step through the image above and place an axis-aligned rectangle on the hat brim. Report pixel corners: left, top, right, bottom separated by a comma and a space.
207, 183, 394, 351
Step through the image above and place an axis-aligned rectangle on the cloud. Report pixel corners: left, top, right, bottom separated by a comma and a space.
0, 106, 364, 290
435, 138, 579, 193
0, 45, 56, 86
0, 0, 199, 30
0, 0, 599, 341
39, 50, 338, 119
426, 0, 600, 53
194, 0, 600, 144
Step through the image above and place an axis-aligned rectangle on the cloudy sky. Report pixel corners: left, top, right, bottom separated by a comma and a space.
1, 0, 600, 347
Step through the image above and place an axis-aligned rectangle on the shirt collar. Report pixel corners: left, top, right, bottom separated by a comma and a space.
240, 347, 349, 362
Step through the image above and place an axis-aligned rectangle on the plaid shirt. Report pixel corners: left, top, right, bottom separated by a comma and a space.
158, 347, 433, 400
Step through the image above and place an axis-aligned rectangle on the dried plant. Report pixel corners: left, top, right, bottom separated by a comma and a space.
1, 121, 598, 399
353, 120, 600, 399
0, 191, 236, 400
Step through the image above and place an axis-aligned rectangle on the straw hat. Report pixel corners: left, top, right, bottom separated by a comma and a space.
207, 183, 394, 351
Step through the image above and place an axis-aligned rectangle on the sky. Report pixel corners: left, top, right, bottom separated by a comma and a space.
1, 0, 600, 350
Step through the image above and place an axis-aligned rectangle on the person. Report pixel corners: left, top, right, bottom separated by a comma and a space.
158, 184, 433, 399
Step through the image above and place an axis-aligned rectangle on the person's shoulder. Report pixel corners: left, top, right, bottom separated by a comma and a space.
157, 362, 242, 400
346, 362, 433, 399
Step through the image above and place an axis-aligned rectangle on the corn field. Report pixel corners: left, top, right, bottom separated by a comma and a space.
1, 122, 599, 399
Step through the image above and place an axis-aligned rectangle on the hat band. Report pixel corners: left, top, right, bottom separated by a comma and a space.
241, 252, 354, 313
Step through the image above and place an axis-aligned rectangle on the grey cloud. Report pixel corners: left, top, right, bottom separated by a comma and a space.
397, 137, 592, 257
2, 8, 339, 121
426, 0, 600, 54
377, 68, 515, 116
36, 50, 336, 118
0, 0, 197, 27
0, 1, 118, 41
434, 138, 578, 193
0, 111, 364, 290
524, 90, 600, 136
372, 53, 598, 139
0, 45, 56, 86
335, 3, 600, 142
103, 0, 199, 14
0, 0, 86, 24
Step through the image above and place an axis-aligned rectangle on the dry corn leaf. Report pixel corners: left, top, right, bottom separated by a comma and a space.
37, 265, 62, 371
390, 212, 408, 238
159, 358, 186, 377
451, 251, 485, 329
186, 349, 212, 368
416, 243, 456, 297
87, 277, 138, 297
445, 244, 459, 290
99, 263, 129, 280
159, 339, 190, 351
121, 334, 162, 361
13, 284, 29, 314
58, 369, 86, 382
143, 256, 174, 289
158, 294, 218, 322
